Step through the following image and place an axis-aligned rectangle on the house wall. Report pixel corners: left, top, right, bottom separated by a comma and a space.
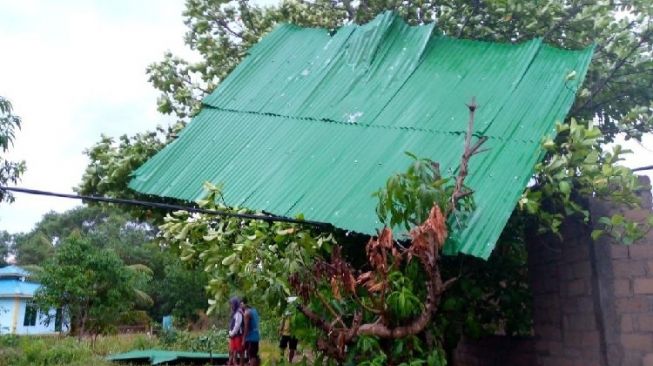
0, 298, 18, 334
453, 176, 653, 366
528, 176, 653, 366
0, 297, 65, 335
14, 299, 63, 335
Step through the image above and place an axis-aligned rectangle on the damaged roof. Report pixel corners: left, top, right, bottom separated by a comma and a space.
129, 12, 593, 259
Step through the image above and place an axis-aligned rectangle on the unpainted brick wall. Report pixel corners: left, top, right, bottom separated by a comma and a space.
453, 336, 535, 365
455, 176, 653, 366
528, 176, 653, 366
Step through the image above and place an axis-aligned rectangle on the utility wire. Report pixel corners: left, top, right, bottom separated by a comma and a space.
0, 186, 329, 228
633, 165, 653, 172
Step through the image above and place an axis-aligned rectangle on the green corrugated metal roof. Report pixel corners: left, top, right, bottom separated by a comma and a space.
129, 12, 593, 259
106, 349, 228, 365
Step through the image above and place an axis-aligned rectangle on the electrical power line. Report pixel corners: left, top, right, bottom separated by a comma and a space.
0, 186, 329, 228
633, 165, 653, 172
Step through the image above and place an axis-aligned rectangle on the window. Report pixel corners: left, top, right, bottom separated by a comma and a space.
54, 308, 63, 332
23, 303, 37, 327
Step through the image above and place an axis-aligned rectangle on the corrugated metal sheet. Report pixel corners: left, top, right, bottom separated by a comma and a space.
0, 279, 39, 298
0, 265, 31, 278
130, 12, 593, 259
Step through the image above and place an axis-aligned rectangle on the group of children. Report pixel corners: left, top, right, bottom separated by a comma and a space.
227, 296, 299, 365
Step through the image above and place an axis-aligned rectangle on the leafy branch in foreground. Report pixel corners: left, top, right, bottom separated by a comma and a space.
287, 99, 486, 364
159, 99, 486, 365
519, 118, 652, 244
159, 182, 335, 315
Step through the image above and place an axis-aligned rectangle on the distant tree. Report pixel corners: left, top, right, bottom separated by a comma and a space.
75, 131, 182, 221
34, 236, 138, 339
14, 232, 54, 265
13, 206, 155, 266
0, 230, 13, 265
147, 252, 210, 324
0, 96, 26, 203
14, 205, 206, 326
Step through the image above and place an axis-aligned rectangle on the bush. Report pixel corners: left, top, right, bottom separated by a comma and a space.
0, 336, 103, 366
159, 326, 229, 353
0, 334, 19, 347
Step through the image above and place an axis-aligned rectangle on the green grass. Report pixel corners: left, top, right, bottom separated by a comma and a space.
0, 333, 290, 366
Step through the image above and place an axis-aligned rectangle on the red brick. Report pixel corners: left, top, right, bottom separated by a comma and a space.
572, 260, 592, 279
564, 314, 596, 331
548, 341, 564, 355
643, 353, 653, 366
624, 352, 648, 366
565, 245, 590, 262
621, 315, 634, 332
539, 325, 562, 340
646, 260, 653, 274
560, 265, 575, 280
581, 331, 600, 346
624, 208, 651, 224
639, 314, 653, 331
613, 260, 646, 278
634, 278, 653, 294
621, 334, 653, 351
616, 298, 648, 313
579, 348, 600, 363
541, 357, 574, 366
563, 347, 582, 358
610, 244, 629, 259
629, 244, 653, 259
614, 279, 631, 297
567, 279, 589, 297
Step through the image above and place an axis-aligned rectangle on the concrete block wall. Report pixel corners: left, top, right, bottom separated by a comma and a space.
528, 215, 606, 366
528, 176, 653, 366
452, 177, 653, 366
453, 336, 535, 366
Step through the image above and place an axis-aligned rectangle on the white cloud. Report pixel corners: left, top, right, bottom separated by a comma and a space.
0, 0, 191, 232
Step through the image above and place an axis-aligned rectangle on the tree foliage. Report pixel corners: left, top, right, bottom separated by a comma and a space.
0, 230, 13, 266
159, 103, 488, 364
78, 0, 653, 362
148, 0, 652, 141
34, 237, 139, 339
0, 96, 26, 203
13, 206, 155, 265
78, 1, 653, 209
145, 248, 211, 324
520, 119, 652, 242
75, 129, 186, 220
11, 206, 208, 326
160, 182, 333, 315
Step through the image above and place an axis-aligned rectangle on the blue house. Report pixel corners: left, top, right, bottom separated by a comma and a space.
0, 265, 67, 335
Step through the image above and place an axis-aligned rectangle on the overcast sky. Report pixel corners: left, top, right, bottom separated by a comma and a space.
0, 0, 191, 233
0, 1, 651, 234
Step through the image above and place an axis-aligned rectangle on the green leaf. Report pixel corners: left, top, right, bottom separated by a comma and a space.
591, 229, 603, 241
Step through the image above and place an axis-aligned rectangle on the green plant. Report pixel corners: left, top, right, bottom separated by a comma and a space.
33, 236, 145, 340
0, 95, 26, 203
158, 327, 229, 353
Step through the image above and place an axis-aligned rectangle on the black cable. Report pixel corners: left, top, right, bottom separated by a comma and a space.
633, 165, 653, 172
0, 186, 329, 228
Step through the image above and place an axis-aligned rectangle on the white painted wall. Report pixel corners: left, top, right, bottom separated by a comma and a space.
0, 298, 68, 335
0, 298, 15, 333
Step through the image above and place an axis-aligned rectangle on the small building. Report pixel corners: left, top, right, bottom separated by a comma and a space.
0, 265, 67, 335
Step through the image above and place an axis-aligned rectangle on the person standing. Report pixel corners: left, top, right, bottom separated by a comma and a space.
241, 297, 260, 366
279, 310, 298, 363
228, 297, 244, 366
